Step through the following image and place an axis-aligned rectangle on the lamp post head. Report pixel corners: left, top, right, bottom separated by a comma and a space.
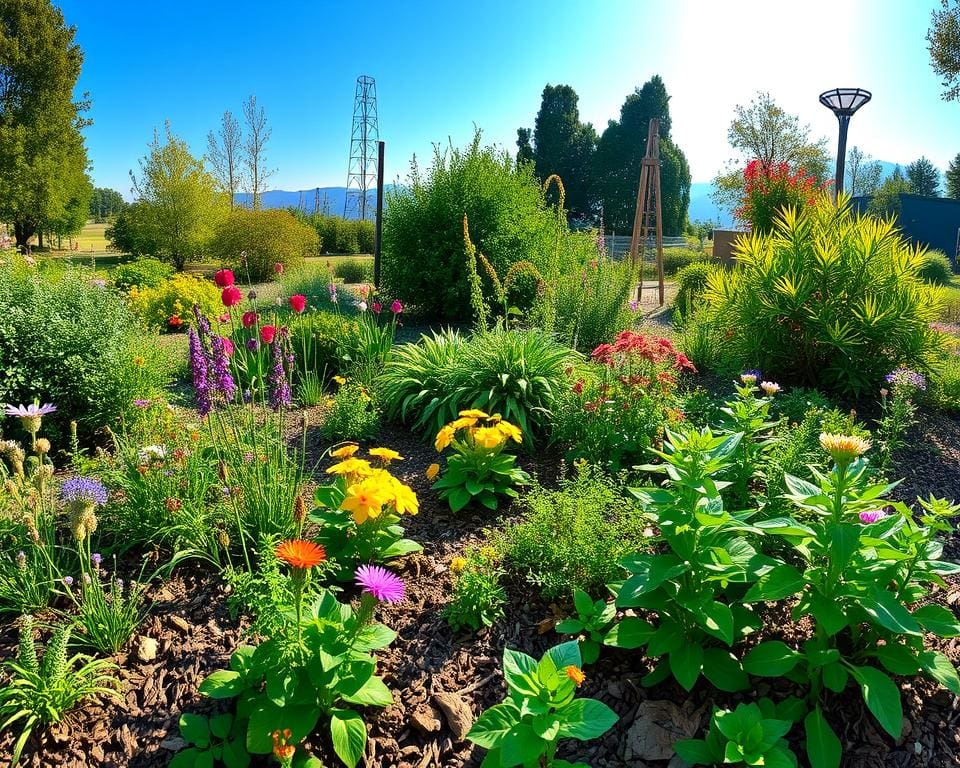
819, 88, 872, 118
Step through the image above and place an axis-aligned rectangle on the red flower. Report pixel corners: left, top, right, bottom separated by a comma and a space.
217, 313, 230, 323
242, 311, 258, 328
214, 269, 235, 288
168, 315, 183, 327
275, 539, 326, 570
289, 294, 307, 313
221, 286, 242, 307
260, 325, 277, 344
572, 379, 585, 395
390, 300, 403, 314
274, 262, 284, 275
372, 302, 382, 314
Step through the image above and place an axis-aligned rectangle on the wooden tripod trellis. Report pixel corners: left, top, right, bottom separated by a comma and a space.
628, 118, 665, 306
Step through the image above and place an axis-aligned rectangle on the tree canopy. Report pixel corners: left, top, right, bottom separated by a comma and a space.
868, 167, 912, 218
946, 152, 960, 198
846, 146, 883, 197
928, 0, 960, 101
906, 156, 942, 196
0, 0, 92, 246
89, 187, 127, 220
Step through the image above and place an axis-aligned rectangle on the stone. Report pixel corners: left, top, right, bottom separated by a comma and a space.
623, 700, 702, 763
410, 705, 442, 734
160, 737, 188, 751
433, 692, 473, 741
136, 636, 158, 662
168, 615, 190, 633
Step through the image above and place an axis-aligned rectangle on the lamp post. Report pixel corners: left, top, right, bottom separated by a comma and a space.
819, 88, 872, 200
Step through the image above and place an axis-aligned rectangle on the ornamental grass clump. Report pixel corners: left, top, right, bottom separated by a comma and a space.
698, 196, 944, 395
431, 409, 530, 513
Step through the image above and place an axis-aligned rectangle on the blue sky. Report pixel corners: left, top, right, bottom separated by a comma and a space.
60, 0, 959, 196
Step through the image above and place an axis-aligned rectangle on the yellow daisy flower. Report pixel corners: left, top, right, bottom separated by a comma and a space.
435, 425, 456, 452
369, 447, 403, 465
426, 462, 440, 481
340, 478, 389, 525
458, 408, 489, 419
450, 556, 467, 573
326, 458, 373, 480
330, 444, 360, 459
495, 421, 522, 443
450, 416, 478, 430
473, 426, 505, 450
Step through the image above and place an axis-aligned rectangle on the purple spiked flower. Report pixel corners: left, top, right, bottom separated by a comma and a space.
267, 340, 291, 411
61, 477, 109, 507
91, 553, 103, 567
355, 565, 405, 603
885, 368, 926, 391
63, 576, 74, 587
210, 335, 236, 403
188, 328, 212, 417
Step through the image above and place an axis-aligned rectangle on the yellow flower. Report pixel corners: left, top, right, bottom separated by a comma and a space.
450, 557, 467, 573
369, 447, 403, 465
435, 425, 456, 452
487, 413, 502, 424
564, 665, 585, 686
495, 421, 522, 443
326, 458, 373, 480
450, 416, 478, 430
479, 546, 498, 562
340, 478, 390, 524
819, 433, 872, 466
133, 356, 145, 367
333, 375, 347, 385
473, 426, 505, 450
390, 478, 419, 515
426, 462, 441, 481
331, 443, 360, 459
458, 408, 489, 419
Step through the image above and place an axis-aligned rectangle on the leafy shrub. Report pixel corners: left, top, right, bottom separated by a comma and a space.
382, 130, 556, 319
380, 328, 573, 445
333, 257, 373, 284
444, 546, 506, 632
318, 379, 380, 442
554, 250, 637, 352
770, 386, 834, 425
662, 247, 710, 276
302, 213, 374, 254
112, 258, 174, 291
918, 249, 954, 285
502, 260, 543, 315
735, 160, 828, 233
699, 197, 944, 395
929, 332, 960, 411
212, 208, 319, 281
674, 261, 714, 316
492, 466, 647, 600
288, 310, 356, 379
128, 272, 221, 331
0, 259, 172, 440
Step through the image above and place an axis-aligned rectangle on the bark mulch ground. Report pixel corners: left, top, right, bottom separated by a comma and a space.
3, 411, 960, 767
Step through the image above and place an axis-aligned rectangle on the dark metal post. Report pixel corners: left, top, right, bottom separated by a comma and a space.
374, 140, 385, 289
834, 114, 850, 200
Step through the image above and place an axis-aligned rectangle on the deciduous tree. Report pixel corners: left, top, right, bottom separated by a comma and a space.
868, 167, 912, 218
242, 95, 275, 210
0, 0, 92, 247
846, 146, 883, 197
89, 187, 127, 221
928, 0, 960, 101
207, 110, 242, 207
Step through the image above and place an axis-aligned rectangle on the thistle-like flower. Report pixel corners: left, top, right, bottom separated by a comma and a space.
819, 433, 872, 467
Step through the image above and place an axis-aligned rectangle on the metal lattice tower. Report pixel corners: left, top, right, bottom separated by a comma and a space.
343, 75, 379, 220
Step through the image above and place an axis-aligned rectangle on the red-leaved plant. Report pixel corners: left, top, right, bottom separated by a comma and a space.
735, 160, 830, 234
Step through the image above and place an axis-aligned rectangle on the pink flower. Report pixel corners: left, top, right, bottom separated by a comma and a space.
859, 510, 888, 524
372, 302, 382, 314
214, 269, 235, 288
221, 286, 242, 307
355, 565, 405, 603
390, 300, 403, 314
218, 313, 230, 323
221, 337, 234, 356
274, 262, 284, 275
260, 325, 277, 344
289, 294, 307, 313
242, 311, 258, 328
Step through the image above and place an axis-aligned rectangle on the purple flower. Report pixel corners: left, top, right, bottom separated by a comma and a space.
859, 509, 888, 524
134, 399, 152, 408
188, 329, 212, 417
884, 368, 926, 391
740, 369, 762, 384
355, 565, 405, 603
267, 340, 291, 411
629, 300, 639, 312
92, 553, 103, 567
210, 335, 236, 403
4, 402, 57, 418
246, 338, 260, 352
61, 477, 108, 507
242, 389, 252, 404
63, 576, 74, 587
192, 305, 211, 341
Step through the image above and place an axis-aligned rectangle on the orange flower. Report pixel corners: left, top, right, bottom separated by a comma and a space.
426, 462, 440, 480
272, 729, 296, 761
565, 665, 585, 686
275, 540, 326, 570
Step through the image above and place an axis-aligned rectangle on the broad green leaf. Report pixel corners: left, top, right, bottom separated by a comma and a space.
199, 670, 244, 699
556, 699, 619, 740
698, 601, 734, 646
500, 722, 545, 766
169, 748, 202, 768
503, 648, 540, 698
849, 665, 903, 739
872, 643, 921, 676
743, 564, 805, 603
702, 648, 749, 692
615, 555, 688, 606
673, 738, 717, 766
804, 707, 840, 768
246, 702, 320, 755
913, 604, 960, 637
468, 701, 521, 748
918, 651, 960, 695
821, 662, 848, 693
603, 617, 654, 649
543, 641, 582, 677
861, 590, 921, 635
669, 643, 704, 691
743, 641, 802, 677
329, 708, 367, 768
179, 713, 210, 748
341, 675, 394, 707
208, 713, 233, 740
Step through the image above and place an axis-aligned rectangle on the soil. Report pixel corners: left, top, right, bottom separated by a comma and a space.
3, 409, 960, 768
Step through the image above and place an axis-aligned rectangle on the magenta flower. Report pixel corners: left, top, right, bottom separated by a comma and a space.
355, 565, 405, 603
859, 510, 888, 524
134, 399, 152, 408
390, 300, 403, 314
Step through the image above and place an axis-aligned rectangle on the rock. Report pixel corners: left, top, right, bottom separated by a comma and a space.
410, 705, 442, 734
160, 737, 187, 751
168, 615, 190, 633
623, 700, 702, 763
433, 692, 473, 741
136, 636, 158, 662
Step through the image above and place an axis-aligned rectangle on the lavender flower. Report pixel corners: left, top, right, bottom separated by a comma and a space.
210, 335, 237, 403
188, 328, 212, 417
355, 565, 405, 603
267, 340, 291, 411
134, 399, 152, 408
246, 338, 260, 352
61, 476, 108, 506
192, 304, 212, 341
63, 576, 74, 587
92, 553, 103, 567
884, 368, 926, 391
4, 402, 57, 434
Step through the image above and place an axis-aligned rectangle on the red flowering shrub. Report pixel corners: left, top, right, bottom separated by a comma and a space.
735, 160, 830, 234
554, 331, 696, 470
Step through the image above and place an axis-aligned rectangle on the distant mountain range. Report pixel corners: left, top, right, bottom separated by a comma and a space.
249, 160, 917, 226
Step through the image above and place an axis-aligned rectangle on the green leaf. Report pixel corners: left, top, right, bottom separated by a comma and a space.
755, 516, 817, 538
615, 555, 688, 606
448, 486, 473, 513
543, 641, 582, 676
468, 702, 521, 748
341, 675, 394, 707
861, 590, 921, 635
503, 648, 541, 698
702, 648, 749, 692
329, 708, 367, 768
743, 641, 802, 677
698, 601, 735, 646
918, 651, 960, 695
246, 702, 320, 754
199, 669, 244, 699
804, 707, 840, 768
209, 713, 233, 740
673, 738, 717, 766
170, 748, 202, 768
669, 643, 704, 691
821, 662, 848, 693
353, 623, 397, 652
849, 665, 903, 739
556, 699, 619, 740
179, 713, 211, 748
807, 592, 848, 636
743, 564, 805, 603
913, 604, 960, 637
555, 619, 584, 635
222, 740, 251, 768
872, 644, 921, 676
603, 617, 654, 649
500, 722, 545, 766
826, 522, 859, 570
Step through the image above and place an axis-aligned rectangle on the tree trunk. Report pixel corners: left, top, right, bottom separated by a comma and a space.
38, 231, 44, 249
13, 219, 36, 248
